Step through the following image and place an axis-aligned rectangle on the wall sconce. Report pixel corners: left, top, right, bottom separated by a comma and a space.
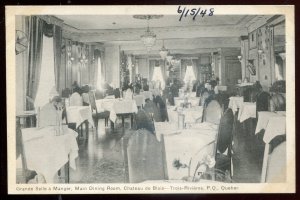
237, 55, 243, 62
257, 49, 264, 55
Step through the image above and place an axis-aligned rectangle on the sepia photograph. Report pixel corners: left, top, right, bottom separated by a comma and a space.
6, 5, 295, 194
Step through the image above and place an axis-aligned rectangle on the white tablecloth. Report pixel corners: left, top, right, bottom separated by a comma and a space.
182, 106, 204, 124
162, 129, 216, 180
66, 106, 94, 128
96, 99, 138, 122
22, 126, 79, 183
174, 98, 185, 107
255, 111, 286, 134
174, 97, 200, 107
140, 91, 153, 101
133, 95, 145, 107
228, 96, 244, 113
237, 102, 256, 122
263, 116, 286, 144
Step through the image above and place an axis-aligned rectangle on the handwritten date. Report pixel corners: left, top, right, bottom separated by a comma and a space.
177, 6, 214, 21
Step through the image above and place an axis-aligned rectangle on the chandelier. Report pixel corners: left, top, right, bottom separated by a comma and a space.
141, 25, 156, 51
133, 15, 163, 51
159, 40, 169, 59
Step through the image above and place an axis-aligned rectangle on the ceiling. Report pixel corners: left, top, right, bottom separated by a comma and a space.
55, 15, 252, 30
54, 15, 278, 56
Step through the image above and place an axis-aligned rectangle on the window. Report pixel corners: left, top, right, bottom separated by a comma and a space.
34, 36, 56, 109
152, 66, 165, 89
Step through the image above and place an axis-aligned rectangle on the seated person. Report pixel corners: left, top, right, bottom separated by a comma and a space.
135, 109, 155, 134
143, 99, 162, 122
153, 94, 168, 122
114, 88, 121, 98
38, 96, 64, 128
124, 87, 133, 99
72, 81, 82, 95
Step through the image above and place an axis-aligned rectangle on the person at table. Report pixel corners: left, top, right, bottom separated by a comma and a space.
104, 82, 114, 96
114, 88, 121, 98
143, 81, 149, 91
38, 96, 64, 128
124, 87, 133, 99
153, 91, 168, 122
72, 81, 82, 95
144, 99, 162, 122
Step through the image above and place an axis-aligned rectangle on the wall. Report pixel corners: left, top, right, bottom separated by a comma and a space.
137, 58, 149, 79
104, 45, 120, 88
15, 16, 27, 114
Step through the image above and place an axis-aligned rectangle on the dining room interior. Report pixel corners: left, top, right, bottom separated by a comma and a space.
14, 13, 287, 184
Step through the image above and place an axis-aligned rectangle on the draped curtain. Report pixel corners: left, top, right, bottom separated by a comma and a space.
149, 60, 155, 81
53, 25, 62, 92
26, 16, 44, 110
192, 59, 198, 81
93, 49, 101, 88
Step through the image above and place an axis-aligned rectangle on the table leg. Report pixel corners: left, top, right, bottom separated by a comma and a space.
122, 116, 125, 128
85, 120, 89, 140
111, 120, 115, 132
131, 114, 134, 129
261, 143, 270, 183
64, 160, 70, 183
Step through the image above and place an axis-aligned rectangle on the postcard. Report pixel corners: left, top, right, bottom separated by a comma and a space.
6, 5, 295, 194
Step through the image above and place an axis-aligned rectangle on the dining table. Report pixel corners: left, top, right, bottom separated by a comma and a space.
228, 96, 244, 113
96, 98, 138, 128
21, 125, 79, 183
256, 111, 286, 182
154, 121, 218, 180
237, 102, 256, 122
66, 106, 94, 128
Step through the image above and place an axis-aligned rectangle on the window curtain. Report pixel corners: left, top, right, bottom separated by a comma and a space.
192, 59, 198, 81
93, 49, 101, 88
149, 60, 155, 81
53, 25, 63, 93
26, 16, 44, 110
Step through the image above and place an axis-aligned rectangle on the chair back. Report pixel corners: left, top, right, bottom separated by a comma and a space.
95, 90, 104, 100
256, 91, 270, 112
38, 103, 59, 128
265, 141, 286, 182
124, 129, 166, 183
82, 93, 90, 105
269, 93, 285, 111
144, 100, 162, 122
135, 109, 155, 133
88, 91, 97, 112
69, 92, 83, 106
81, 85, 90, 93
202, 100, 222, 124
61, 88, 71, 98
215, 108, 234, 155
199, 91, 209, 106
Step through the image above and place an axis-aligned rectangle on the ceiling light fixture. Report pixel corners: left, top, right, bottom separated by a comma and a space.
133, 15, 163, 52
159, 40, 169, 60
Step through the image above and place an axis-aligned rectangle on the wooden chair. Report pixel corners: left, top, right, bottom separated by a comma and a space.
135, 109, 155, 133
122, 129, 167, 183
214, 108, 235, 180
256, 91, 270, 118
88, 91, 110, 129
61, 88, 71, 98
199, 91, 210, 106
261, 135, 286, 182
143, 100, 162, 122
69, 92, 83, 106
202, 100, 222, 125
269, 93, 285, 111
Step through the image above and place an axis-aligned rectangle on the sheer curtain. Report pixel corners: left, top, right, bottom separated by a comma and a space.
34, 36, 56, 109
96, 56, 103, 90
